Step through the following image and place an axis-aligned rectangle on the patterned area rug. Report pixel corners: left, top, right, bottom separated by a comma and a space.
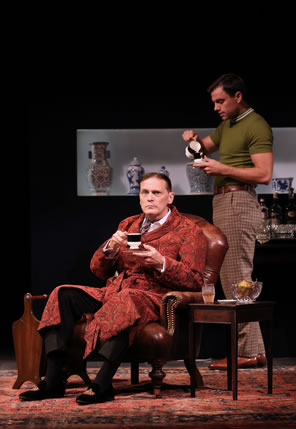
0, 366, 295, 428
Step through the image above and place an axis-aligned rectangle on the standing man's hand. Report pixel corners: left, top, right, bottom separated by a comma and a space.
182, 130, 200, 142
196, 155, 226, 176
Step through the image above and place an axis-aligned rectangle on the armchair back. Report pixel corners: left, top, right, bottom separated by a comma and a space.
182, 213, 228, 285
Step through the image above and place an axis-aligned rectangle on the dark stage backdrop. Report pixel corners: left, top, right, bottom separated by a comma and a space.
7, 90, 295, 358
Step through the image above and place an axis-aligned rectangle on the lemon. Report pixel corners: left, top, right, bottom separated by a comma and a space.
235, 280, 253, 298
238, 280, 253, 288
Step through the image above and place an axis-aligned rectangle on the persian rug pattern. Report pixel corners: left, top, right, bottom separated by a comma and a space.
0, 366, 295, 428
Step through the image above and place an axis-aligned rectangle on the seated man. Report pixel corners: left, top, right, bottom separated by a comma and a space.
20, 172, 207, 405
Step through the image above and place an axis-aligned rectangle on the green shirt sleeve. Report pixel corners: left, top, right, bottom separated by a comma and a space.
247, 116, 273, 155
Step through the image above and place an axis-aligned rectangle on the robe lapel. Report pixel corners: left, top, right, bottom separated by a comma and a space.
141, 206, 182, 243
126, 214, 144, 233
123, 205, 182, 241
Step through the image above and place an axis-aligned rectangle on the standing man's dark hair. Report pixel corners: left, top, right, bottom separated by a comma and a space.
207, 73, 247, 99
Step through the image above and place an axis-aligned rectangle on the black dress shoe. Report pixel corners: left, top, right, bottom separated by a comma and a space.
76, 383, 115, 405
19, 380, 65, 401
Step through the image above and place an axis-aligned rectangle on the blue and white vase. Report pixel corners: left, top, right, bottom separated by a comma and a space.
271, 177, 293, 193
186, 162, 213, 194
127, 157, 145, 195
159, 165, 170, 176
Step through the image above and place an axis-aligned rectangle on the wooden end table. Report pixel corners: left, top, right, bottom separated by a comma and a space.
188, 301, 274, 400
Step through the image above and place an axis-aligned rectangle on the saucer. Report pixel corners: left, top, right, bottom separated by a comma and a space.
121, 249, 149, 254
188, 160, 207, 167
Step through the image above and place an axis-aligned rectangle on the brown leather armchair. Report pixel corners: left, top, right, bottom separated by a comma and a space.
12, 214, 228, 397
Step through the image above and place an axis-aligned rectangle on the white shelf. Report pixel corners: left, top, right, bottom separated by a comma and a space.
77, 128, 296, 196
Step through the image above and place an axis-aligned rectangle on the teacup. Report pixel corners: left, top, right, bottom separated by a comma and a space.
127, 233, 142, 249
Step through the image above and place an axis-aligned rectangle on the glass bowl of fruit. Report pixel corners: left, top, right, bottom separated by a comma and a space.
231, 280, 263, 303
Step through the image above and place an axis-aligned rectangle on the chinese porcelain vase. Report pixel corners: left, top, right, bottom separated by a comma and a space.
271, 177, 293, 193
127, 157, 144, 195
88, 142, 112, 195
186, 162, 213, 194
159, 165, 170, 176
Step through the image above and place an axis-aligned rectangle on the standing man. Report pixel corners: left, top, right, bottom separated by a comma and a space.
183, 73, 273, 370
19, 172, 207, 403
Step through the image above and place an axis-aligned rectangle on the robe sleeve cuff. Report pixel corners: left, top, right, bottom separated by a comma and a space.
155, 256, 166, 273
102, 240, 120, 259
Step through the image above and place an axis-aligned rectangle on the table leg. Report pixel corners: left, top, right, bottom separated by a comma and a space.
267, 351, 273, 393
261, 319, 273, 394
188, 312, 196, 398
231, 317, 238, 400
226, 327, 232, 391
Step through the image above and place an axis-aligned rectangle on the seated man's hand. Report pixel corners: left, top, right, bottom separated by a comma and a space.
108, 230, 128, 250
132, 244, 164, 271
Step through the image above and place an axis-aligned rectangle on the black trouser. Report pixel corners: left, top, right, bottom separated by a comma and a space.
43, 287, 129, 364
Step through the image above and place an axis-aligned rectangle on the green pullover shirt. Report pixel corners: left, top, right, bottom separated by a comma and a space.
210, 111, 273, 188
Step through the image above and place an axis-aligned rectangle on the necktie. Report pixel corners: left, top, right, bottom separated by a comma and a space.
140, 219, 152, 234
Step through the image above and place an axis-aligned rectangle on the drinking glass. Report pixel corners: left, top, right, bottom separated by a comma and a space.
202, 283, 215, 304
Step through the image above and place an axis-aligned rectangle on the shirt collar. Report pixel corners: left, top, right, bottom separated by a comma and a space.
153, 208, 171, 226
230, 107, 254, 126
143, 208, 171, 230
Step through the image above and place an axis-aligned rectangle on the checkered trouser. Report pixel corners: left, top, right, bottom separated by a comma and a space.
213, 190, 265, 357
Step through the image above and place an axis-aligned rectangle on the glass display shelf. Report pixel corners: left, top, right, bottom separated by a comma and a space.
77, 128, 296, 196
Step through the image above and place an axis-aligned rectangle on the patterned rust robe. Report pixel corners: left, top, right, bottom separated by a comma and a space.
38, 206, 207, 358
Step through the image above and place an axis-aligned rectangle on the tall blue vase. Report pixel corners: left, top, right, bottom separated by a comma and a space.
127, 157, 144, 195
186, 162, 213, 194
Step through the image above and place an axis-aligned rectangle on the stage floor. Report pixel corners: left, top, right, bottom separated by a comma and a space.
2, 344, 296, 370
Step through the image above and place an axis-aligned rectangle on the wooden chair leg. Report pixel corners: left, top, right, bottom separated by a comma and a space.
149, 360, 166, 398
130, 362, 139, 384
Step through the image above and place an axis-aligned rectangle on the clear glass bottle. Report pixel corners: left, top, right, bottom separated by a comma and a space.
269, 192, 283, 227
285, 187, 296, 224
259, 198, 268, 221
256, 197, 271, 243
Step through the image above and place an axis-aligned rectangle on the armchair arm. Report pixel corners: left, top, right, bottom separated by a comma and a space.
161, 291, 203, 335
